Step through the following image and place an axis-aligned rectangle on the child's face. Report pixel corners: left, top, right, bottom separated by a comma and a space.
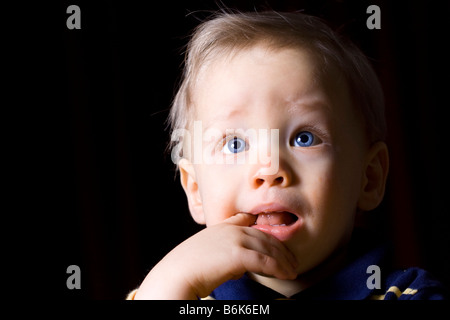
181, 45, 369, 274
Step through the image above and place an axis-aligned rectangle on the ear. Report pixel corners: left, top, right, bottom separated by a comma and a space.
357, 141, 389, 211
178, 158, 206, 225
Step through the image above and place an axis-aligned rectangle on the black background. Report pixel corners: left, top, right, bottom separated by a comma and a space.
16, 0, 449, 299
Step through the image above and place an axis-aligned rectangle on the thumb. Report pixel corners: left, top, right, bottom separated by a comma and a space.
224, 212, 256, 227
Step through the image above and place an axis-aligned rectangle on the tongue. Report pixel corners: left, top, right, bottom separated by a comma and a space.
255, 212, 297, 226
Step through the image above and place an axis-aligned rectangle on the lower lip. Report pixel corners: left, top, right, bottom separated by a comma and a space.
250, 217, 303, 242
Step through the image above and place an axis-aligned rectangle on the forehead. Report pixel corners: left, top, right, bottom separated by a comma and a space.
192, 45, 351, 125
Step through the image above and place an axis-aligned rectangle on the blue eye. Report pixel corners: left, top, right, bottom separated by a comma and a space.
223, 137, 247, 154
294, 131, 315, 147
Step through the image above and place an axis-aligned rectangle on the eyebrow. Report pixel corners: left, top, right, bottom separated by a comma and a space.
286, 94, 330, 115
202, 108, 246, 130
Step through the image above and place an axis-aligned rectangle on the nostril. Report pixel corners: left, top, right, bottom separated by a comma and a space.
253, 176, 285, 187
275, 176, 284, 184
256, 178, 265, 186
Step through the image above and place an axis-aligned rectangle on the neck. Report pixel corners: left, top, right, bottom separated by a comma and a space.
249, 247, 349, 298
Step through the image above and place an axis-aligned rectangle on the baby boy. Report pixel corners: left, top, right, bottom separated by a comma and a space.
130, 11, 446, 300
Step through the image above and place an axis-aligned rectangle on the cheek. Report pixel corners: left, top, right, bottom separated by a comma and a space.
289, 154, 361, 267
302, 151, 361, 231
196, 165, 243, 225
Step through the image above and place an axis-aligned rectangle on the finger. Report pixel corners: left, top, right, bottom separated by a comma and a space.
223, 212, 257, 227
238, 232, 297, 279
242, 227, 298, 270
246, 243, 297, 279
239, 248, 297, 280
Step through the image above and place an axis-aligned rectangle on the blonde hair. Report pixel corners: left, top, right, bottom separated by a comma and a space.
168, 11, 386, 160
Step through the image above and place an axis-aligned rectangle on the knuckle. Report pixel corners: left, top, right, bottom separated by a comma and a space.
256, 252, 276, 268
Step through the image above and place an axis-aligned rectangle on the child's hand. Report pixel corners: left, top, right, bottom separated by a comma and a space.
134, 213, 298, 299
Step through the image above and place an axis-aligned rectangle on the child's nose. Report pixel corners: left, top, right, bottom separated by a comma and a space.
250, 162, 292, 189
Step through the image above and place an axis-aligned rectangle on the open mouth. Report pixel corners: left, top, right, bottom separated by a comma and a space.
254, 211, 299, 227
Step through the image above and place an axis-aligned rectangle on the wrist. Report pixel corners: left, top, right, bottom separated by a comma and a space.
134, 261, 199, 300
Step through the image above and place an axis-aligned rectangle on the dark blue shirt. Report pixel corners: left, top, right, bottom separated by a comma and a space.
210, 240, 447, 300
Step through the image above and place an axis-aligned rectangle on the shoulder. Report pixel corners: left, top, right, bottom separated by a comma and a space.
371, 267, 448, 300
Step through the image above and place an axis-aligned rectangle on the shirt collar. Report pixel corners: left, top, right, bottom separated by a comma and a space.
210, 244, 389, 300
